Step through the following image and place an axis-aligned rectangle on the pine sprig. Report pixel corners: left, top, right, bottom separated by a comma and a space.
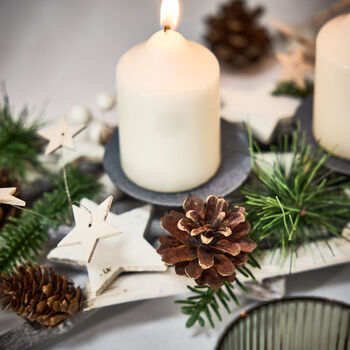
272, 81, 313, 98
176, 256, 260, 328
0, 94, 44, 183
0, 165, 102, 274
242, 127, 350, 253
176, 282, 239, 329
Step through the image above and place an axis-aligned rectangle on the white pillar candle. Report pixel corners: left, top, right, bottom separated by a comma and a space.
313, 14, 350, 160
116, 0, 221, 193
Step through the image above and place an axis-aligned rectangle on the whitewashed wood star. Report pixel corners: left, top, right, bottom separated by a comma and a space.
0, 187, 25, 206
48, 198, 167, 297
221, 82, 301, 144
276, 48, 314, 89
38, 116, 86, 155
57, 196, 120, 263
60, 131, 104, 166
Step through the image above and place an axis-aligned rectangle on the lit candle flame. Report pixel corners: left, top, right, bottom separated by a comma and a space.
160, 0, 180, 30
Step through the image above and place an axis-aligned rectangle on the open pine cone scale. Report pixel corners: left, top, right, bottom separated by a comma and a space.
157, 196, 257, 291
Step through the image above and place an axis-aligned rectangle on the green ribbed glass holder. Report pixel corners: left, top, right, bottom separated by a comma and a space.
216, 297, 350, 350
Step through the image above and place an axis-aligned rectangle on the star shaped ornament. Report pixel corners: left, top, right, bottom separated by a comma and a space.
276, 48, 314, 89
38, 116, 86, 155
0, 187, 25, 206
57, 196, 120, 263
48, 198, 166, 297
60, 132, 104, 166
221, 83, 300, 144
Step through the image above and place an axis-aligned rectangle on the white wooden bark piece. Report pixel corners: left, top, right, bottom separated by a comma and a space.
48, 198, 167, 297
251, 237, 350, 282
84, 269, 191, 310
84, 236, 350, 310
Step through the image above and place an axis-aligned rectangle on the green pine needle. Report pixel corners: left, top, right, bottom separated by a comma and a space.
0, 94, 44, 183
0, 165, 102, 274
272, 81, 313, 99
176, 262, 256, 328
242, 127, 350, 254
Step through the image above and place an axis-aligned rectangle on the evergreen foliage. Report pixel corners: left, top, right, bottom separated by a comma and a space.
176, 256, 260, 328
242, 128, 350, 253
0, 166, 102, 274
272, 81, 313, 98
0, 94, 44, 183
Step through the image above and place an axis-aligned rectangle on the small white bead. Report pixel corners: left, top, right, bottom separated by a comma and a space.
97, 93, 116, 111
69, 105, 92, 124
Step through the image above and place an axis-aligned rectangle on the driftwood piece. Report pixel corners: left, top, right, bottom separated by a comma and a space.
0, 310, 96, 350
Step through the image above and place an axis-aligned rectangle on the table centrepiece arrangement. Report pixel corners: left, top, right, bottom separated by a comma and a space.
0, 0, 350, 349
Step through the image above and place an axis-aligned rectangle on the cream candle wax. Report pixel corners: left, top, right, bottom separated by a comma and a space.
313, 14, 350, 160
116, 0, 221, 193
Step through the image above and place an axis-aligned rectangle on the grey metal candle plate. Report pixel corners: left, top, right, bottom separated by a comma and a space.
104, 120, 251, 207
295, 95, 350, 175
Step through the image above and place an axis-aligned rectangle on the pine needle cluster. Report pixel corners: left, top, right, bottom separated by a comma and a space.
0, 166, 102, 274
242, 128, 350, 253
176, 256, 260, 328
0, 94, 44, 183
272, 81, 313, 98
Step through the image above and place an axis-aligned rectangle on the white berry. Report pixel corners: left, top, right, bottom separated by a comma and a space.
97, 93, 116, 111
69, 105, 92, 124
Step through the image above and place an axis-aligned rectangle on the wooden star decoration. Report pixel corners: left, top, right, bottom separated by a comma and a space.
48, 198, 167, 297
39, 132, 105, 168
0, 187, 25, 206
57, 196, 121, 263
276, 48, 314, 89
221, 82, 300, 144
38, 116, 86, 155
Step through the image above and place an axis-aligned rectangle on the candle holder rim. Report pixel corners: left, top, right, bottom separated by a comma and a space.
103, 120, 251, 207
215, 296, 350, 350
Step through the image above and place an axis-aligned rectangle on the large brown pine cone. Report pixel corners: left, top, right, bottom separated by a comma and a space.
157, 196, 257, 291
206, 0, 271, 68
0, 264, 84, 327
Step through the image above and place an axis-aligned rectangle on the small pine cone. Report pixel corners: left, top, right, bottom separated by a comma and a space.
157, 196, 257, 291
0, 264, 84, 327
205, 0, 270, 69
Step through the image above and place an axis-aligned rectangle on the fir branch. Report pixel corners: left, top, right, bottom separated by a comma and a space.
176, 259, 257, 328
242, 127, 350, 254
0, 165, 102, 274
272, 81, 313, 98
0, 94, 44, 183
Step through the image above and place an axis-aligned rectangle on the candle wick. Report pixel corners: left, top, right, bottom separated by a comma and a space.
164, 25, 171, 32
